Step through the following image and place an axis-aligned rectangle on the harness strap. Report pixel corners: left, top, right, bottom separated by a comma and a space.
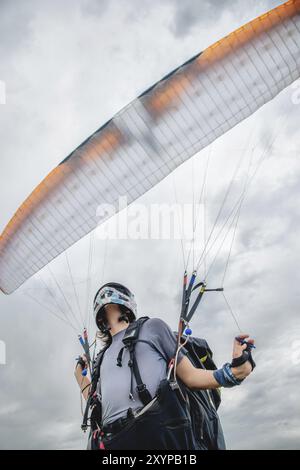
82, 394, 93, 431
81, 345, 109, 431
119, 317, 152, 406
83, 317, 152, 432
127, 342, 152, 405
116, 347, 124, 367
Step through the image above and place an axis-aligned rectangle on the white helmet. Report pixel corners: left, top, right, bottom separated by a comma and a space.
93, 282, 137, 330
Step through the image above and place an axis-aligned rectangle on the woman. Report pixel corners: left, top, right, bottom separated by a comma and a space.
75, 282, 255, 450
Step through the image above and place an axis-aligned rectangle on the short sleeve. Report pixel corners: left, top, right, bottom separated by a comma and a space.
143, 317, 187, 365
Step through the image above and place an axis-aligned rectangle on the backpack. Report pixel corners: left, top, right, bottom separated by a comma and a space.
82, 316, 225, 450
181, 336, 225, 449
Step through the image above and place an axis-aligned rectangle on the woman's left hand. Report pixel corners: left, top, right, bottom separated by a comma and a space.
231, 334, 255, 380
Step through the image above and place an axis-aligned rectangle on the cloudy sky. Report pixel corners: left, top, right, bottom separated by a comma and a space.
0, 0, 300, 450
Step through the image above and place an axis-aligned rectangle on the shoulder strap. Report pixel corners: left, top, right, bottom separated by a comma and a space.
121, 316, 152, 406
82, 317, 152, 431
122, 316, 149, 345
90, 342, 111, 389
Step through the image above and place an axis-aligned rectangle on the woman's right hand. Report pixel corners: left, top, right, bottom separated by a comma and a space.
76, 354, 88, 372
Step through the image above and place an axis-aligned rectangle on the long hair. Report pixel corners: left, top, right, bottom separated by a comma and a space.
97, 304, 130, 346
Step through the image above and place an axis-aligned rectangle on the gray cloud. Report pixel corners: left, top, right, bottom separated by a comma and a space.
170, 0, 235, 37
168, 0, 282, 38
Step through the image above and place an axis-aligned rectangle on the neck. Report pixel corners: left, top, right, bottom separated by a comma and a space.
110, 321, 128, 336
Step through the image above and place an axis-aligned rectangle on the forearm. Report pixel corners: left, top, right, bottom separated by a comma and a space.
176, 356, 250, 390
74, 365, 91, 400
186, 368, 220, 390
176, 357, 220, 390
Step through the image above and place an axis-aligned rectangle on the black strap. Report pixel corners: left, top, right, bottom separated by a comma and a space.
82, 317, 152, 432
127, 342, 152, 405
81, 345, 109, 431
102, 415, 132, 434
118, 337, 168, 403
81, 394, 93, 431
116, 347, 124, 367
120, 317, 152, 405
185, 287, 206, 323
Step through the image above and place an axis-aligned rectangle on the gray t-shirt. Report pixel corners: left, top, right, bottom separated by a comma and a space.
97, 317, 185, 426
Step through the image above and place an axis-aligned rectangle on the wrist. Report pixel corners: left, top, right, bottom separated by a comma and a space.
213, 363, 244, 388
231, 366, 245, 380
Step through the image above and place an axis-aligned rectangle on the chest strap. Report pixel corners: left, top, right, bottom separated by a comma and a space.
118, 317, 152, 406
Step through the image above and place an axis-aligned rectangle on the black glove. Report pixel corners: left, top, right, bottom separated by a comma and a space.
76, 356, 87, 370
231, 341, 256, 370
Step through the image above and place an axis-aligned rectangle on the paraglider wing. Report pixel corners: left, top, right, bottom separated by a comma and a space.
0, 0, 299, 295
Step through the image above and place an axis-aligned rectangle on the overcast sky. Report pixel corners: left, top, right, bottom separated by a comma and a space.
0, 0, 300, 450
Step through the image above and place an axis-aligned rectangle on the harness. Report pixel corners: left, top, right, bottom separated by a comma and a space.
82, 316, 151, 432
82, 316, 226, 450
